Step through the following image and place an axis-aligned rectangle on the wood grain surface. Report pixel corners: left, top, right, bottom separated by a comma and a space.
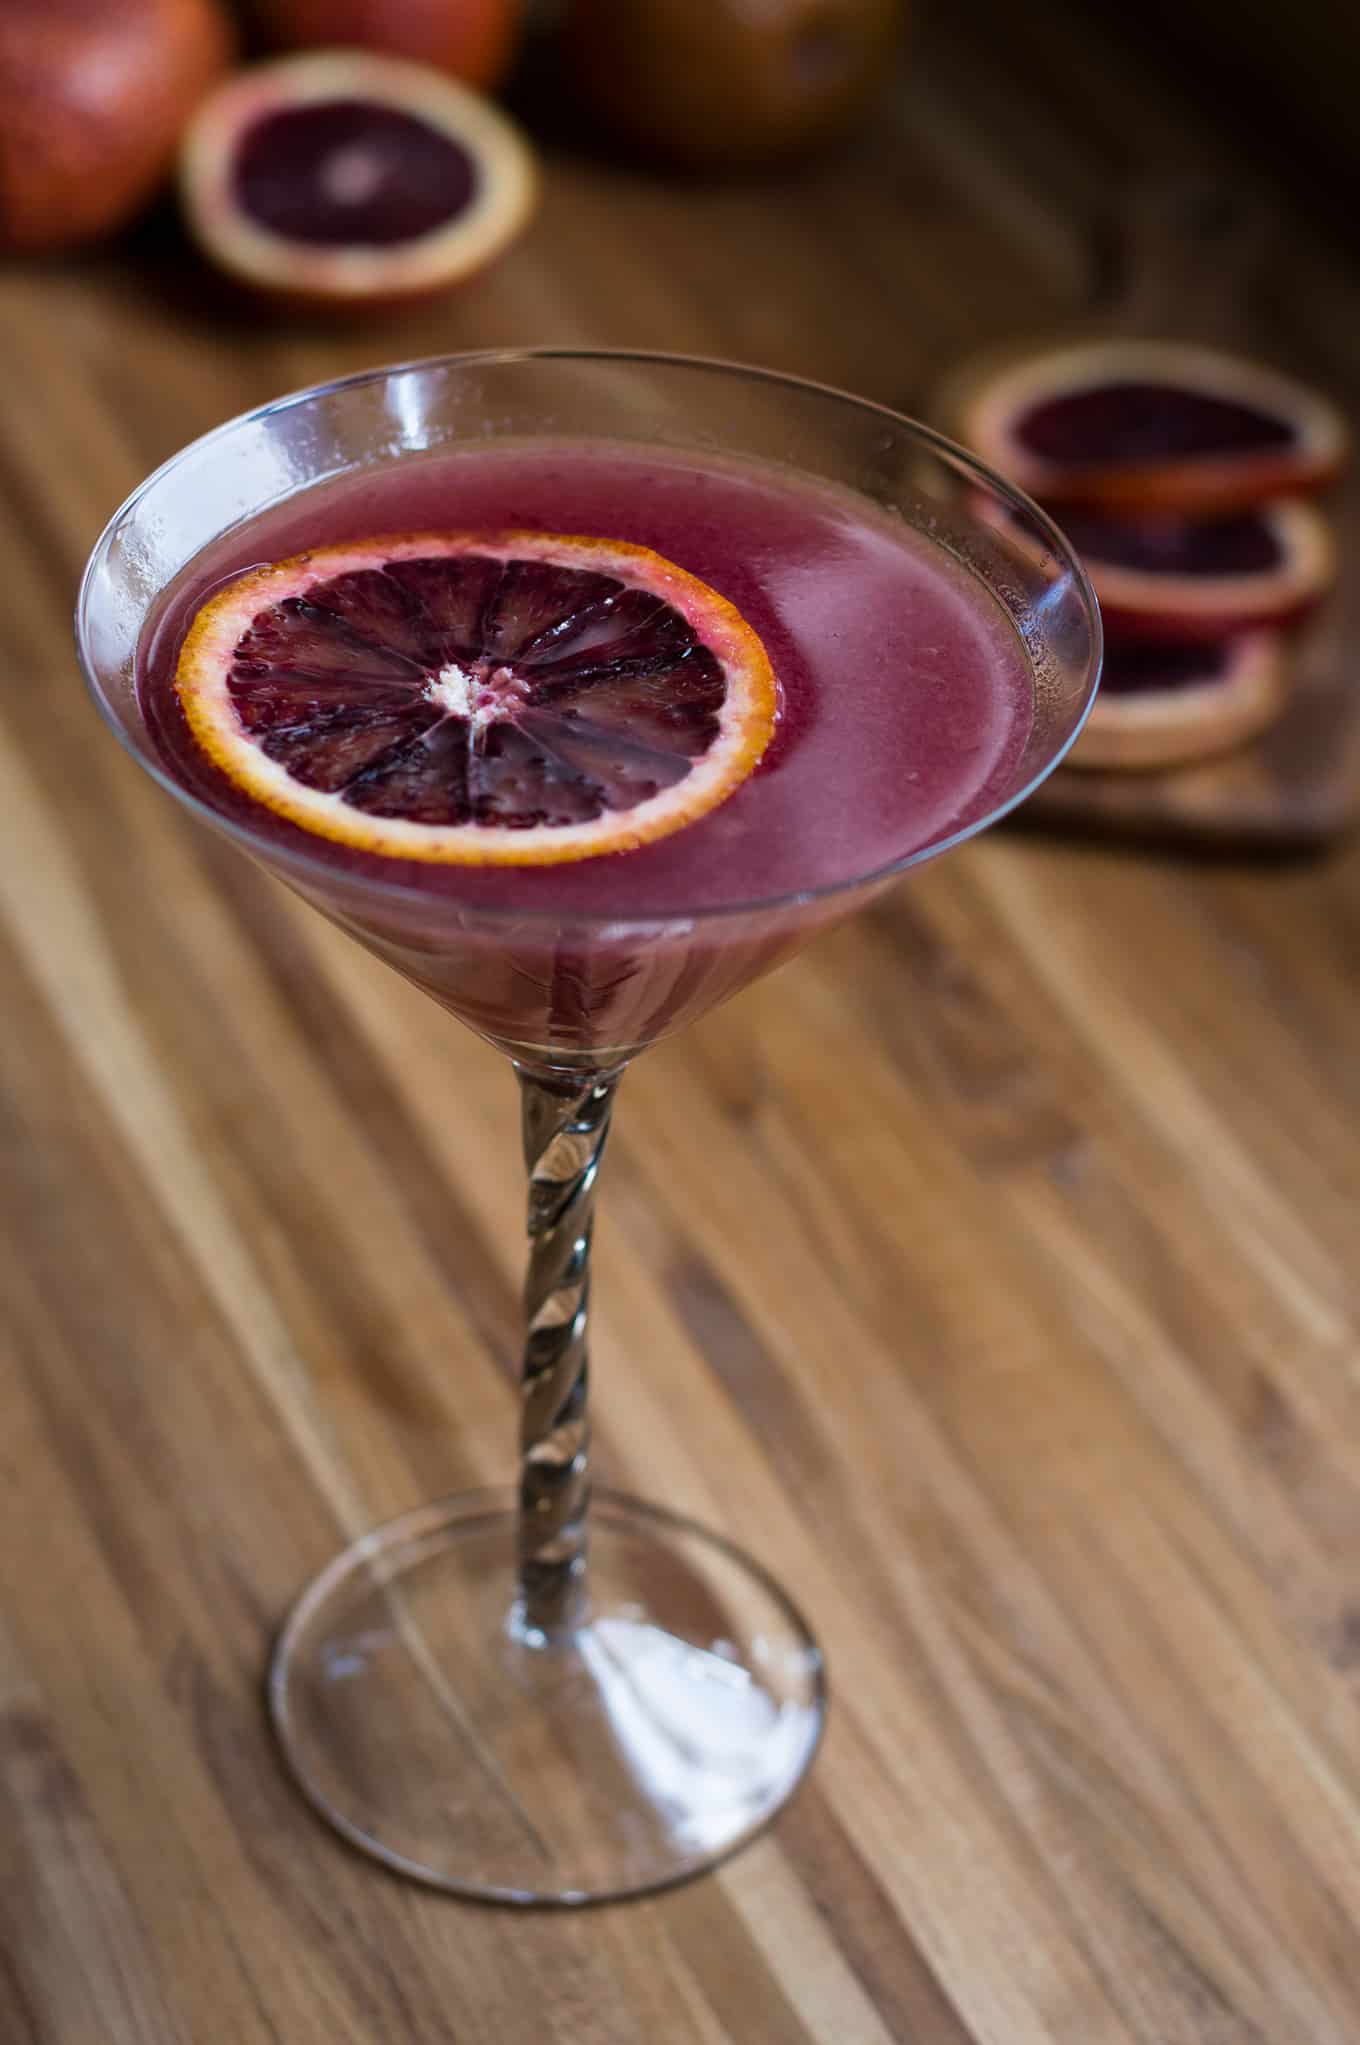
3, 9, 1359, 2042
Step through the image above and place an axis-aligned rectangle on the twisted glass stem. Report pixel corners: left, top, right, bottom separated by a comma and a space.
514, 1065, 621, 1639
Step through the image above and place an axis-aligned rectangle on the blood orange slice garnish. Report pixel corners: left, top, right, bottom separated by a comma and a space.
174, 532, 779, 864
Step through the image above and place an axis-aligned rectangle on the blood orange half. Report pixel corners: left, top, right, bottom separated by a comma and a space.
179, 50, 537, 308
174, 532, 779, 864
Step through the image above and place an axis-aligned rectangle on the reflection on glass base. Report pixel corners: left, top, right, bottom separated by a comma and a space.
268, 1489, 826, 1905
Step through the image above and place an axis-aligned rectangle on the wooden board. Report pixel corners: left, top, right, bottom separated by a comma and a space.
4, 5, 1360, 2043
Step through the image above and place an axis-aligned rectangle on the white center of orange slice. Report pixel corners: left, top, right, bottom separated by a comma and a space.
173, 531, 779, 865
424, 657, 529, 730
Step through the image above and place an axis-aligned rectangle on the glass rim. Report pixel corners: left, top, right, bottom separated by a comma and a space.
74, 345, 1103, 930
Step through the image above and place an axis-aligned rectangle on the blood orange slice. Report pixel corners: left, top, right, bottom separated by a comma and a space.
1060, 498, 1334, 645
941, 340, 1348, 516
174, 532, 779, 864
1071, 633, 1288, 771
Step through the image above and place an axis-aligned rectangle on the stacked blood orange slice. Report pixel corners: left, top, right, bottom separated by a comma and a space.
941, 339, 1348, 771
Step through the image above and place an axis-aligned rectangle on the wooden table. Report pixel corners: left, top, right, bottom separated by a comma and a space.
3, 11, 1358, 2042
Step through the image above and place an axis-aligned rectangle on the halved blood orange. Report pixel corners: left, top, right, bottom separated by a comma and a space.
941, 340, 1348, 516
179, 50, 537, 309
1072, 633, 1288, 771
174, 532, 779, 864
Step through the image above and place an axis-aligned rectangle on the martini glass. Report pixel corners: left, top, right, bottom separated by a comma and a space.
76, 350, 1101, 1906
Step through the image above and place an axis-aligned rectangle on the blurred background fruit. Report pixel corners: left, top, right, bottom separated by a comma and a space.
560, 0, 907, 171
1058, 499, 1335, 644
180, 50, 537, 311
244, 0, 525, 93
940, 339, 1348, 517
940, 336, 1348, 775
0, 0, 234, 253
1071, 634, 1289, 771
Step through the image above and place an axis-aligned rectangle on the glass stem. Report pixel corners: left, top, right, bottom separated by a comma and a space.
513, 1063, 622, 1640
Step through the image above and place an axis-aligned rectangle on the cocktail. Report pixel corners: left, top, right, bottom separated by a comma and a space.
77, 350, 1100, 1905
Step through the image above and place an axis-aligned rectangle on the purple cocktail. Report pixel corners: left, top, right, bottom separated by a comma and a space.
79, 352, 1100, 1905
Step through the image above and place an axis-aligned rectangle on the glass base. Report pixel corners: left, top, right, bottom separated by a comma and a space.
268, 1489, 826, 1905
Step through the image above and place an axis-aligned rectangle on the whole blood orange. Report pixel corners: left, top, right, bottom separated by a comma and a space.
250, 0, 524, 95
173, 531, 779, 863
0, 0, 233, 253
561, 0, 906, 170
